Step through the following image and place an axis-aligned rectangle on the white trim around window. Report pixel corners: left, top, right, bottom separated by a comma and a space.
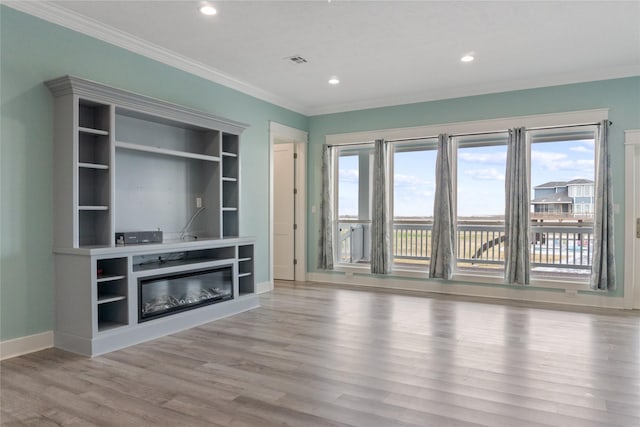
624, 129, 640, 309
326, 109, 609, 145
325, 108, 609, 293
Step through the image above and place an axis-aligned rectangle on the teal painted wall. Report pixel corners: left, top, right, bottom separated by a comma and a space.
2, 5, 639, 343
307, 77, 640, 297
0, 7, 308, 341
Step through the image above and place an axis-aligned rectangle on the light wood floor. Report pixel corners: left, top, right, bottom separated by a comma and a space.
2, 281, 640, 426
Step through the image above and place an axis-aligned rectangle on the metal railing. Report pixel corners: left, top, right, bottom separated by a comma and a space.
337, 219, 594, 273
530, 224, 593, 270
338, 221, 370, 264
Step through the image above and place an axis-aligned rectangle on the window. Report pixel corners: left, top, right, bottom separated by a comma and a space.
454, 135, 508, 275
329, 121, 599, 285
336, 145, 373, 264
392, 139, 437, 269
529, 128, 596, 280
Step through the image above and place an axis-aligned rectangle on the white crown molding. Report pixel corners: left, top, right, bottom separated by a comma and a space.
5, 2, 639, 117
4, 1, 310, 115
308, 65, 640, 116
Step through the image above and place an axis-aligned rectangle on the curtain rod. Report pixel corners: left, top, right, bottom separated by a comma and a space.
326, 121, 612, 147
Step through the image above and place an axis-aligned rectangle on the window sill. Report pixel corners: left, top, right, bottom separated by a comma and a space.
335, 263, 590, 292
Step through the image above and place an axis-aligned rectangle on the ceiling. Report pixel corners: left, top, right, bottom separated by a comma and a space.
8, 1, 640, 116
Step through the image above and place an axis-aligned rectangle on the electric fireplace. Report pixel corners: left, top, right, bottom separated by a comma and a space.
138, 265, 233, 322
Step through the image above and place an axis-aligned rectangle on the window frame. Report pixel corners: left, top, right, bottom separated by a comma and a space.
528, 126, 597, 282
333, 143, 375, 266
390, 138, 438, 271
325, 109, 606, 290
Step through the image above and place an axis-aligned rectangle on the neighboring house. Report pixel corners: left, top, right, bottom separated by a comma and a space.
531, 179, 594, 218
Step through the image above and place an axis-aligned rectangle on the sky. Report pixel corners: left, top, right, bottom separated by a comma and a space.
338, 138, 595, 218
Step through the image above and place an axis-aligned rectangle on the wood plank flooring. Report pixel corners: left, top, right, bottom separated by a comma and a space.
2, 281, 640, 426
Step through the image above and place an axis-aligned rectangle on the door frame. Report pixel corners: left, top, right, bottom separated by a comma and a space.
269, 122, 308, 288
624, 129, 640, 309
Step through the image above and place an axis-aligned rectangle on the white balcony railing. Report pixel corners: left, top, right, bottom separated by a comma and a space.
337, 219, 594, 275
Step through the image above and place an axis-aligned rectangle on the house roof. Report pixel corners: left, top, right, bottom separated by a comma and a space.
531, 189, 573, 204
534, 179, 593, 189
567, 179, 594, 185
534, 181, 568, 189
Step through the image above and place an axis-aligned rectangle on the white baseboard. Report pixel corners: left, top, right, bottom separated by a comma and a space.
307, 272, 627, 310
0, 331, 54, 360
256, 280, 274, 294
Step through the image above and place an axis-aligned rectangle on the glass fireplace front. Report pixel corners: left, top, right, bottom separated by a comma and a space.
138, 266, 233, 322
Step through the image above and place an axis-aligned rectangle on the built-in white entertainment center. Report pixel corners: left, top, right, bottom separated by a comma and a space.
47, 76, 258, 356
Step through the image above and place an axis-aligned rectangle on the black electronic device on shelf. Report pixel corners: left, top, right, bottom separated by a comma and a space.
115, 230, 163, 246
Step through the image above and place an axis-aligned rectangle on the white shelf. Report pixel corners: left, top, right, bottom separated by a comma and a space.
97, 274, 126, 283
97, 321, 127, 332
222, 177, 237, 182
238, 272, 252, 278
78, 126, 109, 136
115, 141, 220, 162
238, 257, 252, 262
221, 151, 238, 157
79, 205, 109, 211
222, 207, 237, 211
97, 295, 127, 304
79, 162, 109, 170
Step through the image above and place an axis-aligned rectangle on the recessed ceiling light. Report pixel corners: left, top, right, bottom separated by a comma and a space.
328, 77, 340, 85
200, 4, 217, 16
461, 55, 474, 63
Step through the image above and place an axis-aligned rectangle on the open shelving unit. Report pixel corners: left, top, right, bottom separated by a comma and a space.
47, 75, 258, 356
238, 244, 254, 296
221, 133, 240, 237
77, 100, 113, 247
96, 257, 128, 332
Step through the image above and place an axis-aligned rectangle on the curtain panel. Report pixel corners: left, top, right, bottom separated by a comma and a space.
429, 134, 455, 279
371, 139, 391, 274
505, 127, 530, 284
318, 145, 335, 270
590, 121, 616, 290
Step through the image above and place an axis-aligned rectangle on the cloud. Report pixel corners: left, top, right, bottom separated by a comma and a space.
531, 151, 567, 162
394, 191, 434, 216
531, 150, 594, 173
394, 174, 432, 187
338, 168, 358, 183
459, 152, 506, 164
552, 159, 594, 171
464, 168, 505, 181
393, 174, 434, 216
569, 146, 592, 153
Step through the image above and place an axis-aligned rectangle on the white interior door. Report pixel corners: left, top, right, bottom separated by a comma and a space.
273, 143, 295, 280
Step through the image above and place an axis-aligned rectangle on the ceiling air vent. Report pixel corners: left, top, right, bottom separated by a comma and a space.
285, 55, 308, 64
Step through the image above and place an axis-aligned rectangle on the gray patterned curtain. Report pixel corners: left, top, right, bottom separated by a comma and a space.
371, 139, 391, 274
504, 127, 530, 284
318, 145, 335, 270
429, 134, 455, 279
590, 121, 616, 290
